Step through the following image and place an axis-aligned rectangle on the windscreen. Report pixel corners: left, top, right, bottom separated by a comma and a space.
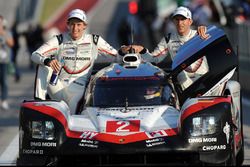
92, 78, 173, 107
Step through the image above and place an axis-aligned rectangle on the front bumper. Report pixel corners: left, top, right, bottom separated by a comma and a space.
18, 104, 234, 166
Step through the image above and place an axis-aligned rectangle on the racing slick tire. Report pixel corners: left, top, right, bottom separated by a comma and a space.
225, 140, 236, 166
236, 143, 244, 166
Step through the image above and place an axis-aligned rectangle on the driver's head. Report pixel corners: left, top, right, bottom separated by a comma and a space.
172, 6, 193, 36
67, 9, 88, 40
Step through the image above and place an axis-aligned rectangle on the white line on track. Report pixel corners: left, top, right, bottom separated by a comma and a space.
0, 134, 19, 166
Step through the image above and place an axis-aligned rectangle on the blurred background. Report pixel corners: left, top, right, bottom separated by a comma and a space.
1, 0, 250, 91
1, 0, 250, 165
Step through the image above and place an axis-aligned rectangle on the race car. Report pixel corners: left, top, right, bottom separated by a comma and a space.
17, 25, 244, 166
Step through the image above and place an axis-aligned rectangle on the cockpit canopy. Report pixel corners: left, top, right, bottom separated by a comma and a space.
85, 26, 237, 108
92, 78, 174, 107
85, 59, 175, 107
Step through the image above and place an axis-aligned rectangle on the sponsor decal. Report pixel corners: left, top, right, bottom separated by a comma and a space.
63, 57, 91, 61
80, 131, 98, 139
73, 80, 84, 86
79, 43, 91, 46
145, 130, 168, 138
146, 138, 164, 143
223, 122, 230, 144
30, 141, 57, 147
78, 139, 98, 148
145, 138, 165, 147
188, 137, 217, 143
23, 149, 44, 155
106, 120, 140, 132
202, 145, 226, 151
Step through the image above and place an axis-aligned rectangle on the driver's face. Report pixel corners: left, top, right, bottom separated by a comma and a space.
173, 15, 193, 36
67, 18, 87, 40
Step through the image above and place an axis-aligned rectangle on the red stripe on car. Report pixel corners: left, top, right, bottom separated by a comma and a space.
181, 97, 231, 122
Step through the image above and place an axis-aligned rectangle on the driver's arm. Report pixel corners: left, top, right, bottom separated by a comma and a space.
96, 36, 120, 62
31, 37, 59, 66
141, 37, 170, 64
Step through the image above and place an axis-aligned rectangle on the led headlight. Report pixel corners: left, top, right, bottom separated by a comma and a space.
190, 116, 217, 136
31, 121, 55, 140
32, 121, 44, 139
45, 121, 55, 140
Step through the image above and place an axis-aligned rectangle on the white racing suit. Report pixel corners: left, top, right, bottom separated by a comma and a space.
31, 32, 119, 114
141, 29, 209, 89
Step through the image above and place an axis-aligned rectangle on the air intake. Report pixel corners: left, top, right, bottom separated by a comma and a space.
122, 53, 141, 68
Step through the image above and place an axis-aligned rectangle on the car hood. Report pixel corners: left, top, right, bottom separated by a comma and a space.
73, 105, 180, 133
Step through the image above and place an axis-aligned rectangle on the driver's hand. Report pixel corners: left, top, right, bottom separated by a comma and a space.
119, 45, 145, 55
131, 45, 144, 53
49, 59, 61, 73
197, 26, 210, 40
120, 45, 131, 54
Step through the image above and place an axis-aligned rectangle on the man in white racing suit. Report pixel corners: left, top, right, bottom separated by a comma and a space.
120, 6, 209, 89
31, 9, 120, 114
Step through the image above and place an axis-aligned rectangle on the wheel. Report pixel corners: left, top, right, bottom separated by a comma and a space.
225, 145, 236, 166
236, 143, 244, 166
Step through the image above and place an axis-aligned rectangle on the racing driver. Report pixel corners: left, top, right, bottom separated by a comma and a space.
120, 6, 209, 89
31, 9, 121, 114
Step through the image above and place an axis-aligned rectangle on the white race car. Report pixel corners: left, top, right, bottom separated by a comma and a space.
17, 26, 244, 166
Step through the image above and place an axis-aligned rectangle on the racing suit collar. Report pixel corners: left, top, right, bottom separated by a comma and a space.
178, 29, 192, 38
67, 31, 85, 43
177, 29, 193, 43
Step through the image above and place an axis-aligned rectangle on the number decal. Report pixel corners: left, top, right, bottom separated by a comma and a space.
106, 120, 140, 132
116, 121, 130, 132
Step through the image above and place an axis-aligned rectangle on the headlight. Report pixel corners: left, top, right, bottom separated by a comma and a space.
45, 121, 55, 140
32, 121, 44, 139
190, 116, 217, 136
31, 121, 55, 140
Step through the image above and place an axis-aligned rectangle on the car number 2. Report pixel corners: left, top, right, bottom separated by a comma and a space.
106, 120, 140, 132
116, 121, 130, 132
